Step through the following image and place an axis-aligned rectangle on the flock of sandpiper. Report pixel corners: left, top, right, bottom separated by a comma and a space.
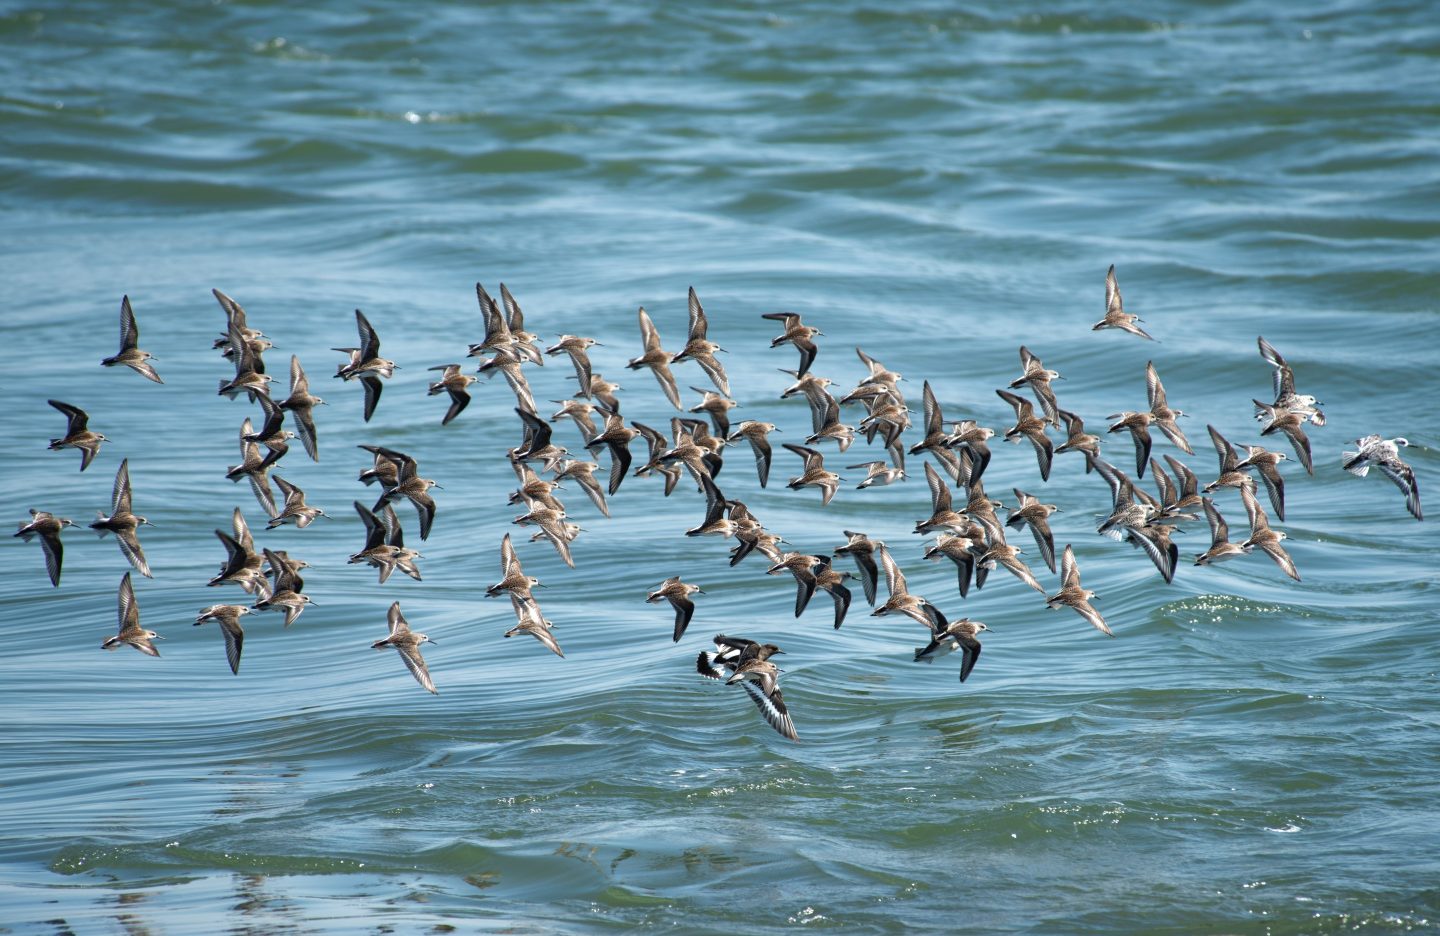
16, 268, 1423, 740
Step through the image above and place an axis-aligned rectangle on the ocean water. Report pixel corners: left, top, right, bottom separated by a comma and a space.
2, 1, 1438, 932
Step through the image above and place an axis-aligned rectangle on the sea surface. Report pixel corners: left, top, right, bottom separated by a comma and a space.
2, 1, 1438, 932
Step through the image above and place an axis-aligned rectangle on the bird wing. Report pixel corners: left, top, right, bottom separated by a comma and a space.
1201, 497, 1230, 545
741, 679, 798, 741
1377, 458, 1423, 521
49, 399, 89, 434
957, 635, 982, 683
397, 642, 437, 693
877, 543, 907, 597
118, 295, 140, 352
1060, 544, 1080, 591
924, 462, 951, 513
116, 528, 152, 579
1208, 424, 1238, 473
387, 601, 409, 637
354, 309, 381, 360
1145, 361, 1167, 411
359, 375, 384, 423
686, 286, 708, 342
220, 619, 244, 675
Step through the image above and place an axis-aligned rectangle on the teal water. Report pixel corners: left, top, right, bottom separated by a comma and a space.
3, 1, 1439, 932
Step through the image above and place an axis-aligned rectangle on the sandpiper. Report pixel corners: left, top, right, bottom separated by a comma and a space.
1256, 336, 1325, 426
910, 381, 962, 482
761, 311, 822, 377
209, 507, 270, 597
851, 460, 907, 488
1046, 545, 1112, 636
585, 410, 638, 496
226, 417, 279, 518
1089, 454, 1158, 539
102, 572, 161, 657
1239, 486, 1300, 581
670, 287, 730, 397
1053, 409, 1102, 471
1342, 435, 1422, 521
512, 501, 576, 568
195, 605, 252, 675
685, 474, 737, 539
1233, 445, 1289, 521
512, 407, 570, 473
350, 501, 422, 584
253, 548, 314, 627
552, 399, 601, 444
1144, 361, 1193, 454
244, 393, 295, 467
915, 463, 969, 535
726, 421, 779, 489
1107, 410, 1154, 479
278, 355, 324, 461
647, 576, 705, 642
1202, 424, 1258, 496
47, 400, 106, 472
1092, 264, 1155, 340
333, 309, 397, 422
468, 282, 537, 364
783, 443, 842, 506
211, 288, 268, 359
632, 421, 683, 496
697, 633, 783, 680
488, 532, 543, 603
871, 543, 942, 629
1194, 496, 1247, 567
923, 528, 987, 599
1159, 454, 1205, 520
627, 307, 682, 408
547, 334, 601, 403
953, 448, 1008, 542
1127, 521, 1180, 584
101, 296, 163, 383
267, 475, 327, 529
833, 530, 881, 606
504, 592, 563, 658
15, 509, 73, 587
995, 389, 1054, 481
480, 350, 539, 414
688, 386, 738, 439
1006, 488, 1059, 574
697, 635, 795, 741
217, 320, 273, 402
977, 538, 1046, 594
943, 419, 995, 482
1253, 399, 1314, 476
89, 458, 153, 578
1010, 346, 1062, 427
913, 608, 988, 683
551, 458, 610, 518
726, 657, 798, 741
497, 283, 544, 366
575, 372, 621, 414
767, 552, 825, 618
427, 364, 477, 425
372, 601, 437, 694
371, 448, 439, 540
